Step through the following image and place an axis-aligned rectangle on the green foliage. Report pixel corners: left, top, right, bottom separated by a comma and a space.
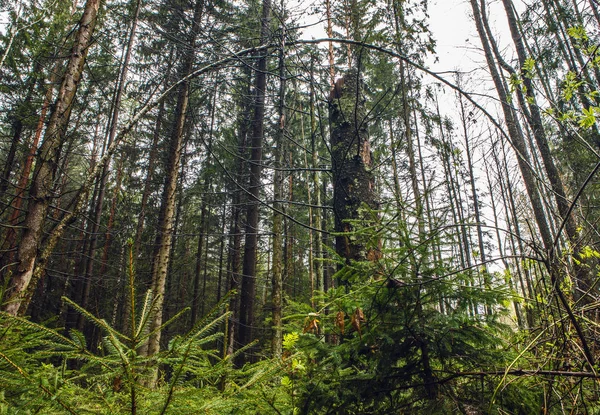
567, 25, 588, 41
550, 25, 600, 130
0, 245, 279, 414
268, 212, 546, 414
283, 332, 300, 350
522, 57, 536, 78
0, 233, 549, 414
578, 106, 600, 129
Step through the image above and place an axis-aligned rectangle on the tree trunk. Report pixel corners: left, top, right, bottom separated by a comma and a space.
216, 201, 227, 304
191, 79, 217, 327
500, 0, 592, 302
589, 0, 600, 26
236, 0, 272, 364
271, 23, 286, 357
99, 157, 124, 277
0, 70, 55, 280
191, 194, 208, 328
77, 0, 142, 326
310, 59, 324, 296
3, 0, 100, 315
0, 70, 38, 195
495, 137, 536, 326
225, 67, 253, 357
483, 153, 524, 327
470, 0, 554, 251
144, 0, 205, 360
329, 69, 378, 264
457, 89, 490, 309
133, 51, 171, 261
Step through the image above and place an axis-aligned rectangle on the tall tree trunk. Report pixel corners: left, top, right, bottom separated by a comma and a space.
99, 157, 124, 277
133, 47, 173, 261
495, 137, 536, 313
191, 79, 217, 327
216, 200, 227, 304
457, 89, 490, 309
310, 59, 324, 296
161, 157, 187, 344
589, 0, 600, 25
3, 0, 100, 315
471, 4, 598, 359
0, 70, 55, 280
77, 0, 142, 326
225, 67, 253, 357
271, 21, 285, 358
236, 0, 272, 364
191, 193, 208, 328
434, 96, 467, 270
449, 131, 473, 271
392, 2, 425, 267
500, 0, 592, 302
144, 0, 205, 360
329, 69, 378, 264
325, 0, 335, 86
285, 163, 295, 297
0, 70, 38, 195
483, 153, 524, 327
470, 0, 554, 251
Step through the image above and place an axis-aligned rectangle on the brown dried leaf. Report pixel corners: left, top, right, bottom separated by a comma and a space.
351, 308, 365, 339
303, 318, 320, 334
335, 311, 345, 335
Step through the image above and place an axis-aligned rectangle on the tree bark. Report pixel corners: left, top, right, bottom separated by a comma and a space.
191, 193, 208, 328
0, 71, 38, 196
329, 69, 378, 264
471, 0, 554, 251
271, 22, 286, 357
133, 49, 172, 261
77, 0, 142, 325
225, 66, 253, 357
236, 0, 272, 364
3, 0, 100, 315
144, 0, 205, 359
500, 0, 592, 301
310, 58, 324, 296
0, 70, 55, 280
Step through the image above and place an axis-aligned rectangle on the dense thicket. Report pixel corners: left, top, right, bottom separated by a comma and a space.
1, 0, 600, 413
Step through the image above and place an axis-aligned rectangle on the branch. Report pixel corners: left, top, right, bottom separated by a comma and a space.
439, 369, 600, 381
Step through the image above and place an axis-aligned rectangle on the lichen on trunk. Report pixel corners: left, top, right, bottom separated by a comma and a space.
329, 69, 379, 264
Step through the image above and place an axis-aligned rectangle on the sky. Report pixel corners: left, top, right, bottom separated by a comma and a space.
428, 0, 475, 71
427, 0, 523, 79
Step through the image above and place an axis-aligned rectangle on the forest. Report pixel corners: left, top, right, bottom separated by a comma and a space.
1, 0, 600, 413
